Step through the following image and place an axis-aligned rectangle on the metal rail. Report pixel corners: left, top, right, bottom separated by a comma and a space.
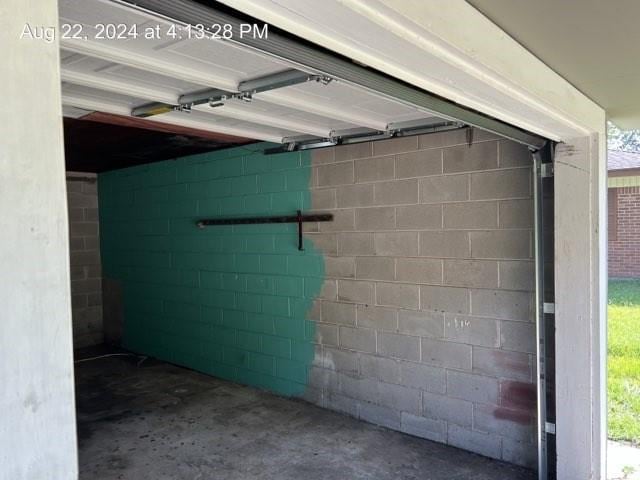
196, 211, 333, 251
114, 0, 547, 150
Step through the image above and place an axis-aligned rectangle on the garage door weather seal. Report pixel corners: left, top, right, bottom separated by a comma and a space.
113, 0, 547, 151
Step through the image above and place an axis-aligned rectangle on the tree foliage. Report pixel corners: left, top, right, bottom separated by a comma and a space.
608, 122, 640, 152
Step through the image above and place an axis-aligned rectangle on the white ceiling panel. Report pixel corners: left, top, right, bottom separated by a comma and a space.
58, 0, 448, 144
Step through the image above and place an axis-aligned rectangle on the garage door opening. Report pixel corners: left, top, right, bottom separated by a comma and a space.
61, 0, 552, 478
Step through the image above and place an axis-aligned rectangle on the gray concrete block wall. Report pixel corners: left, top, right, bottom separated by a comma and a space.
306, 129, 536, 468
67, 175, 103, 348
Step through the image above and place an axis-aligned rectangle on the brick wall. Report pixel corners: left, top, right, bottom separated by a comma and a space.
609, 186, 640, 277
305, 129, 536, 468
67, 176, 103, 348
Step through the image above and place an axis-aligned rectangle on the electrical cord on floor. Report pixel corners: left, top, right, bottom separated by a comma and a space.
74, 353, 148, 367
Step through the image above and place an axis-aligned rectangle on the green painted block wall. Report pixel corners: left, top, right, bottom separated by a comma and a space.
98, 144, 323, 396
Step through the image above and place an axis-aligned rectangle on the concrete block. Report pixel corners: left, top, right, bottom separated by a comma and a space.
473, 403, 534, 443
70, 222, 98, 237
69, 237, 84, 252
378, 332, 420, 361
311, 146, 335, 165
324, 390, 359, 417
355, 156, 395, 183
472, 346, 532, 382
334, 142, 373, 161
321, 301, 356, 325
470, 230, 531, 260
307, 233, 338, 255
374, 179, 419, 205
318, 279, 337, 300
502, 439, 537, 469
375, 232, 419, 256
444, 314, 499, 348
325, 256, 355, 279
317, 162, 354, 186
470, 168, 530, 200
84, 236, 100, 251
395, 150, 442, 178
376, 282, 419, 310
498, 199, 533, 228
337, 184, 374, 207
85, 208, 99, 222
443, 201, 498, 229
323, 347, 359, 375
372, 136, 419, 157
360, 354, 401, 385
447, 370, 499, 404
355, 207, 396, 231
400, 412, 446, 442
377, 381, 422, 415
339, 326, 376, 353
308, 365, 339, 390
422, 391, 473, 427
421, 337, 471, 370
70, 266, 85, 281
443, 141, 498, 173
499, 380, 536, 413
498, 261, 535, 291
500, 320, 536, 353
419, 174, 469, 203
315, 322, 339, 346
68, 207, 84, 222
397, 310, 444, 338
338, 279, 374, 304
311, 188, 336, 209
68, 191, 98, 208
338, 233, 375, 255
419, 231, 470, 258
499, 140, 531, 168
355, 256, 395, 281
357, 304, 398, 331
443, 259, 498, 288
420, 285, 469, 314
359, 402, 401, 430
318, 208, 355, 232
339, 373, 378, 401
399, 361, 446, 393
447, 424, 502, 460
470, 289, 533, 321
418, 129, 467, 149
395, 204, 442, 229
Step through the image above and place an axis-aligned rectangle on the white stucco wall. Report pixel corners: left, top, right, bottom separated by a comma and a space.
0, 0, 79, 478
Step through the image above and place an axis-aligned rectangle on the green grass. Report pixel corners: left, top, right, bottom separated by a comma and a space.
608, 279, 640, 444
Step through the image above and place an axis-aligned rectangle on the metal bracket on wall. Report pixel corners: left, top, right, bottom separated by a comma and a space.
196, 211, 333, 251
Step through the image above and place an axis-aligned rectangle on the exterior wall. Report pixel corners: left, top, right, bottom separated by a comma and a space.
0, 0, 78, 477
67, 176, 104, 347
305, 129, 536, 468
608, 186, 640, 278
98, 145, 323, 397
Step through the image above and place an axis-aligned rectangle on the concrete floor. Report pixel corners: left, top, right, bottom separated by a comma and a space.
75, 347, 535, 480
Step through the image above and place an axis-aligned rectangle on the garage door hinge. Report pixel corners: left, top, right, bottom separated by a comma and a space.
543, 302, 555, 314
540, 163, 554, 178
545, 422, 556, 435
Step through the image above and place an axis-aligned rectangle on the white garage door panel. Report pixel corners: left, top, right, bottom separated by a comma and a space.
58, 0, 449, 143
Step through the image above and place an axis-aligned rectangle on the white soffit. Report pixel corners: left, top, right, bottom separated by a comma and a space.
58, 0, 449, 143
468, 0, 640, 131
219, 0, 606, 139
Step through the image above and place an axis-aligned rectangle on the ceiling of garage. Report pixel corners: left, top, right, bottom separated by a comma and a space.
467, 0, 640, 131
58, 0, 448, 161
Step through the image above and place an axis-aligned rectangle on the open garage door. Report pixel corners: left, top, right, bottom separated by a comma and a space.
58, 0, 555, 477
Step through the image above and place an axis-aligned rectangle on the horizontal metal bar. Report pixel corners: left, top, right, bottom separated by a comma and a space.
196, 213, 333, 228
266, 121, 465, 154
115, 0, 548, 150
131, 102, 175, 118
179, 88, 230, 107
239, 69, 324, 94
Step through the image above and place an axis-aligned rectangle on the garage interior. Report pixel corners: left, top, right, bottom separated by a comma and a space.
62, 0, 550, 478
